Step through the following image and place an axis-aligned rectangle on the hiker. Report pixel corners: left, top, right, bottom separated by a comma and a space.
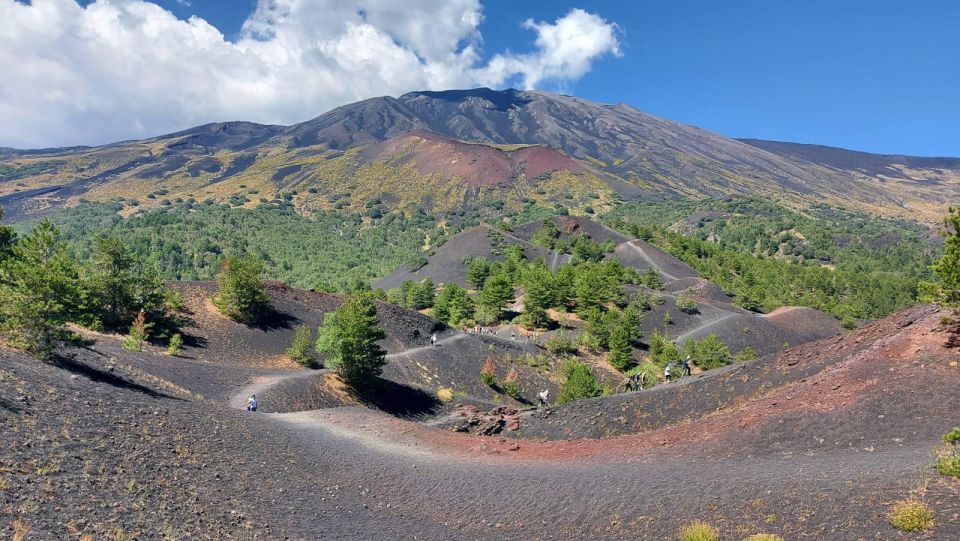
622, 377, 633, 392
431, 333, 437, 346
246, 394, 258, 412
664, 363, 672, 383
683, 355, 692, 376
538, 389, 549, 407
511, 330, 516, 340
631, 371, 643, 391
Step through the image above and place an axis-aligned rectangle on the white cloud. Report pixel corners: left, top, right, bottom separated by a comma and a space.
0, 0, 621, 148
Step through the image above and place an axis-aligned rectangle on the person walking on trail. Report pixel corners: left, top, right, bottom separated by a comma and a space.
431, 333, 437, 346
631, 371, 644, 391
683, 355, 692, 377
245, 394, 258, 412
664, 363, 672, 383
538, 389, 549, 407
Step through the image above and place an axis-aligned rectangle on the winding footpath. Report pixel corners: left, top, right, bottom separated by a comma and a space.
672, 312, 739, 343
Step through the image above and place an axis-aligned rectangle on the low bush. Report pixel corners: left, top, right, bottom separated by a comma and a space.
286, 325, 315, 367
556, 359, 601, 405
679, 521, 718, 541
943, 426, 960, 444
888, 499, 934, 532
167, 333, 183, 356
545, 330, 577, 355
676, 295, 700, 314
502, 369, 521, 400
437, 387, 455, 402
936, 454, 960, 478
480, 357, 497, 387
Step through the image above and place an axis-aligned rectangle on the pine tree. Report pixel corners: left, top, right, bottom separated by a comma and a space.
643, 266, 663, 290
0, 207, 14, 261
466, 257, 490, 290
432, 283, 474, 325
0, 220, 80, 360
122, 309, 150, 352
286, 324, 315, 366
556, 360, 601, 405
479, 273, 514, 322
412, 279, 435, 309
316, 293, 386, 385
521, 267, 553, 329
213, 255, 270, 323
396, 280, 417, 308
608, 322, 633, 370
84, 235, 136, 329
932, 207, 960, 307
167, 333, 184, 356
683, 334, 732, 370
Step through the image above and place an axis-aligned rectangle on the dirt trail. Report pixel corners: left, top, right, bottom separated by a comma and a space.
228, 370, 321, 409
384, 332, 468, 359
673, 312, 738, 343
624, 241, 679, 280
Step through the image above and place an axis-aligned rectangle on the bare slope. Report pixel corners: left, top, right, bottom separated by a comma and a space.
3, 301, 956, 540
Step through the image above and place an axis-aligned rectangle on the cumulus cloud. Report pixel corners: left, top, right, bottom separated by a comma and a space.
0, 0, 621, 148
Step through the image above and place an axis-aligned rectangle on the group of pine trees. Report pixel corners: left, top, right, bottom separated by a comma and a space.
0, 212, 182, 360
286, 292, 387, 386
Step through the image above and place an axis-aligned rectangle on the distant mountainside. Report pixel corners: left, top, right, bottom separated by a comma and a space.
1, 88, 957, 223
376, 215, 843, 358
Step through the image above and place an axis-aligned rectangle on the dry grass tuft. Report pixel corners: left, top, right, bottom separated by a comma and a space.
12, 519, 32, 541
679, 521, 719, 541
888, 499, 935, 532
436, 387, 455, 402
743, 534, 784, 541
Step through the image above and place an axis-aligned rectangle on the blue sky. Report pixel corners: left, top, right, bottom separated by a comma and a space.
12, 1, 960, 155
136, 0, 960, 156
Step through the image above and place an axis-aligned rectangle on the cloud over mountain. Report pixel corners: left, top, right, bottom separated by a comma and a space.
0, 0, 621, 148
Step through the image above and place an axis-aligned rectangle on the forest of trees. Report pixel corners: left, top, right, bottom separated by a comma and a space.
0, 209, 183, 360
605, 198, 937, 322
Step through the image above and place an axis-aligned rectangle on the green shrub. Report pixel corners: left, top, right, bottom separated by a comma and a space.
676, 295, 700, 314
502, 369, 521, 400
167, 333, 183, 356
936, 454, 960, 478
121, 310, 150, 352
213, 255, 270, 324
888, 499, 934, 532
286, 325, 315, 367
683, 334, 732, 370
547, 330, 577, 355
480, 357, 497, 387
734, 347, 758, 362
556, 360, 601, 405
679, 521, 719, 541
943, 426, 960, 445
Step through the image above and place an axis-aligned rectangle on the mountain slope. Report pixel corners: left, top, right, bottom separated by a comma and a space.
377, 216, 843, 357
1, 88, 957, 223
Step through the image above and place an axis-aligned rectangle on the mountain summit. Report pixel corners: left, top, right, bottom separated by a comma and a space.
1, 88, 957, 222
